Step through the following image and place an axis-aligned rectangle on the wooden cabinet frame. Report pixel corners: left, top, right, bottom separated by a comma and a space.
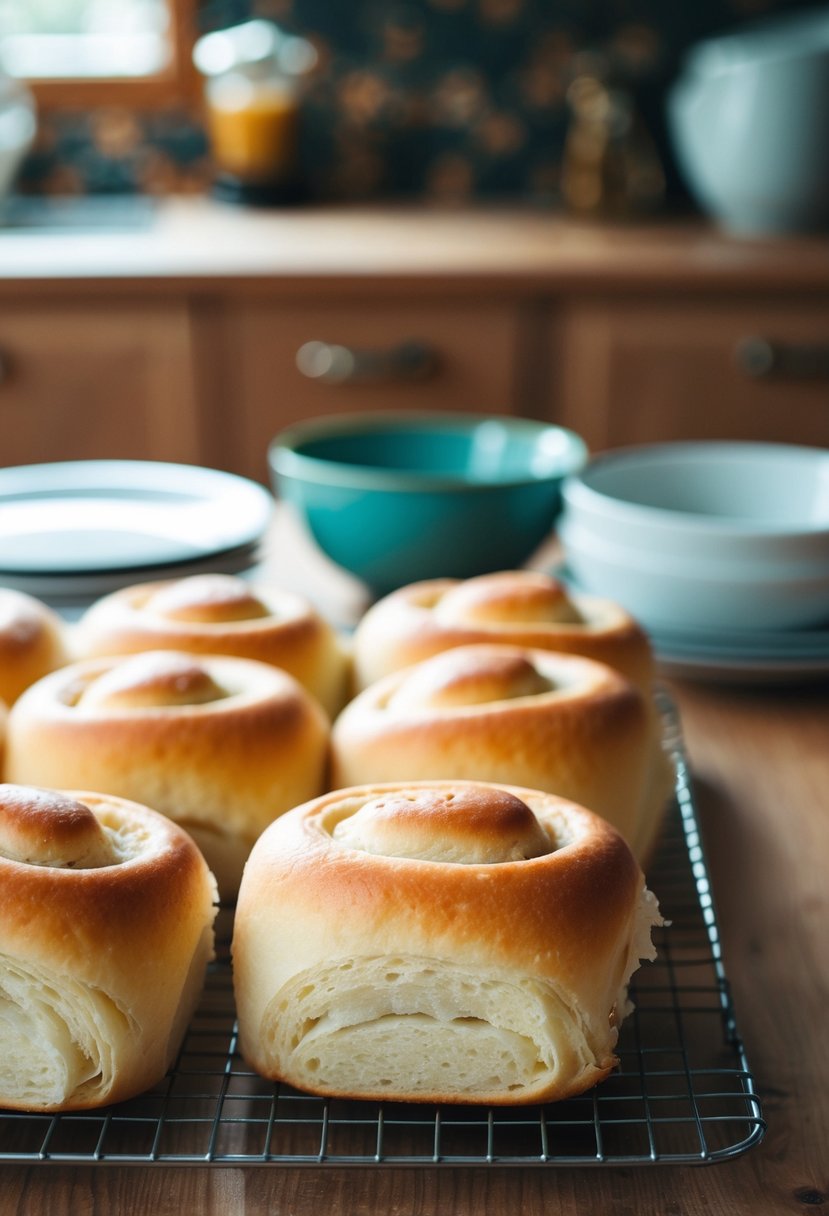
25, 0, 201, 112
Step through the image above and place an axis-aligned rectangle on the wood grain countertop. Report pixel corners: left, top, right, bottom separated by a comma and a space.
3, 524, 828, 1215
2, 199, 829, 297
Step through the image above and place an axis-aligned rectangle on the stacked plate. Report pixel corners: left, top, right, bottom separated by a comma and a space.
553, 564, 829, 682
558, 442, 829, 684
0, 460, 275, 616
632, 620, 829, 684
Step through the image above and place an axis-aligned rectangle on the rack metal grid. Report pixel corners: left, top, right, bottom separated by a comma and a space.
0, 698, 765, 1168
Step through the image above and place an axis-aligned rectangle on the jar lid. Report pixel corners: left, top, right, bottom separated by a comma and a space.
193, 20, 316, 79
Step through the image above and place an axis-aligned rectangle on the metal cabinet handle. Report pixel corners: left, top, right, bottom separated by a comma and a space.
735, 336, 829, 381
296, 339, 438, 385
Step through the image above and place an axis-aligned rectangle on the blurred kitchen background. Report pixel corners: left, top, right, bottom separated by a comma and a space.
1, 0, 827, 207
0, 0, 828, 491
0, 0, 828, 661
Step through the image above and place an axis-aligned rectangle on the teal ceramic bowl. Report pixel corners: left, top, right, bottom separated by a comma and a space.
268, 412, 588, 594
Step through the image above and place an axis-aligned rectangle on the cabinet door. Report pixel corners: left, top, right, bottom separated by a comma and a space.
554, 300, 829, 451
205, 299, 530, 483
0, 302, 200, 467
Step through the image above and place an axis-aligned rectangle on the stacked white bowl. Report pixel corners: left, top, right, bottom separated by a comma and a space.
558, 442, 829, 635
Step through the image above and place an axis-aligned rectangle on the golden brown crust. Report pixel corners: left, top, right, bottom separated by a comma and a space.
233, 780, 660, 1106
332, 644, 671, 857
0, 785, 117, 867
243, 783, 640, 984
5, 650, 331, 899
0, 785, 217, 1112
0, 589, 70, 706
351, 571, 655, 695
74, 574, 350, 717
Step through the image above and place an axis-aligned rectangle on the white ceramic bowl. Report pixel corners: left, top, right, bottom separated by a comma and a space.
559, 442, 829, 633
667, 9, 829, 234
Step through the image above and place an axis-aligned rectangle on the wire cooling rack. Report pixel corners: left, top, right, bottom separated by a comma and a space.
0, 696, 765, 1169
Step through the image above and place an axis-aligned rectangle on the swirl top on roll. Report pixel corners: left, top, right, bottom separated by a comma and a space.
76, 649, 230, 710
332, 644, 672, 861
0, 589, 70, 706
333, 785, 553, 863
74, 573, 349, 717
0, 785, 121, 869
5, 649, 330, 900
351, 570, 654, 694
233, 779, 662, 1106
0, 784, 217, 1112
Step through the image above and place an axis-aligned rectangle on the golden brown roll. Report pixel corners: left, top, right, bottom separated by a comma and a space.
331, 644, 672, 862
74, 573, 349, 717
4, 649, 330, 899
0, 783, 217, 1112
0, 588, 71, 706
233, 780, 662, 1106
352, 570, 655, 696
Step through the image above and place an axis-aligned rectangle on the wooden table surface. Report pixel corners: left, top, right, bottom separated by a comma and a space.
3, 544, 828, 1215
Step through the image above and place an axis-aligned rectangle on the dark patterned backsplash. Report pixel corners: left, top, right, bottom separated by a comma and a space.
18, 0, 821, 205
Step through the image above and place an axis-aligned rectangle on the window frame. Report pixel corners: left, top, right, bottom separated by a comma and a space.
21, 0, 200, 111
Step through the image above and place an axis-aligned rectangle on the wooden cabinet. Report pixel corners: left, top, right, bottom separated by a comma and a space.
0, 301, 200, 468
552, 298, 829, 452
200, 297, 532, 483
1, 210, 828, 477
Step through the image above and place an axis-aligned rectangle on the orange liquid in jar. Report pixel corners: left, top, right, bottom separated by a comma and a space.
206, 82, 298, 182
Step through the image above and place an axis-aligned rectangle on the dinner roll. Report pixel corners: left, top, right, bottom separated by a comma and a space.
4, 650, 330, 899
351, 571, 655, 694
0, 588, 70, 706
233, 780, 662, 1106
74, 573, 349, 717
0, 784, 217, 1112
331, 644, 672, 862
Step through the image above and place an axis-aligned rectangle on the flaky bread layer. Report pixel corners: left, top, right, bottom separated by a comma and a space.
233, 780, 661, 1106
0, 786, 217, 1111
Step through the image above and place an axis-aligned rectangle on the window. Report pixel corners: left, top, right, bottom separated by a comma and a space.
0, 0, 197, 108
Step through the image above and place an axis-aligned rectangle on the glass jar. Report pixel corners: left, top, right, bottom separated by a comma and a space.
194, 21, 316, 205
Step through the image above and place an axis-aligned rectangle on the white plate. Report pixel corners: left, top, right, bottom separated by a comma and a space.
555, 563, 829, 684
0, 549, 268, 615
655, 649, 829, 684
649, 620, 829, 659
648, 616, 829, 679
644, 615, 829, 684
0, 461, 274, 575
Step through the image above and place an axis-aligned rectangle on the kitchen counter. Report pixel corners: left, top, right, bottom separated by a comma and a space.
3, 521, 828, 1214
2, 198, 829, 295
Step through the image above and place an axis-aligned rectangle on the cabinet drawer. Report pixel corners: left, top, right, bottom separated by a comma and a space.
212, 300, 528, 482
0, 303, 199, 468
554, 300, 829, 451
